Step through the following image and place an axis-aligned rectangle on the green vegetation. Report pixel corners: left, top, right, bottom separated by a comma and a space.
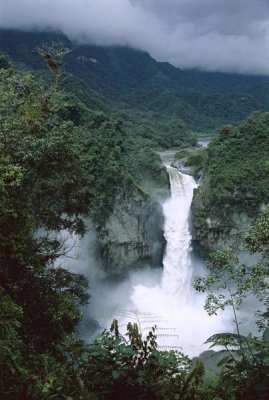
76, 320, 205, 400
193, 205, 269, 399
0, 51, 91, 398
174, 148, 207, 178
191, 112, 269, 253
198, 112, 269, 213
0, 48, 168, 399
1, 29, 268, 138
0, 45, 268, 399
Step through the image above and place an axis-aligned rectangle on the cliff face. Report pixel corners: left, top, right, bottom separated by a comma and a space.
191, 186, 262, 252
171, 147, 207, 181
96, 186, 164, 277
190, 113, 269, 253
171, 159, 199, 178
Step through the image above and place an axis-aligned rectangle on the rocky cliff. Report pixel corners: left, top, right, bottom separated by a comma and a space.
96, 185, 164, 277
191, 186, 260, 252
171, 153, 258, 253
171, 147, 207, 181
190, 112, 269, 253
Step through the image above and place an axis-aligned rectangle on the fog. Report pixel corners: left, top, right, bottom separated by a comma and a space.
58, 225, 260, 357
51, 148, 263, 357
57, 200, 234, 357
57, 223, 164, 340
0, 0, 268, 75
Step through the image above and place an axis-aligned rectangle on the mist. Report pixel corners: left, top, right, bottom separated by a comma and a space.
60, 226, 260, 356
0, 0, 268, 75
51, 151, 261, 357
56, 201, 233, 357
57, 222, 164, 340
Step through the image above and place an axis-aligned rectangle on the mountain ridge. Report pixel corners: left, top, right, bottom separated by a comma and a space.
1, 28, 268, 132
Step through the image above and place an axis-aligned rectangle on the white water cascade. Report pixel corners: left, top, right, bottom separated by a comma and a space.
125, 164, 233, 356
162, 167, 197, 297
60, 157, 233, 356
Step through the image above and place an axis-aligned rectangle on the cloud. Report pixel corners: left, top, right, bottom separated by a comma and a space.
0, 0, 268, 75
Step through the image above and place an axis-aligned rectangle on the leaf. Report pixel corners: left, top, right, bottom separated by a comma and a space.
205, 332, 245, 348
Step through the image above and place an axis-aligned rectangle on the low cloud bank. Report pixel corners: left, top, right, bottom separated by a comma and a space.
0, 0, 268, 75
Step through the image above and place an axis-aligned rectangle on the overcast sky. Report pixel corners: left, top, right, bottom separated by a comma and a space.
0, 0, 268, 75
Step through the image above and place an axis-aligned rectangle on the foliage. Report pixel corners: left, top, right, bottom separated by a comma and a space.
0, 49, 110, 400
0, 52, 93, 396
0, 53, 10, 69
76, 320, 204, 400
194, 206, 269, 399
174, 148, 207, 178
2, 29, 268, 138
36, 41, 71, 91
0, 64, 91, 349
0, 287, 24, 397
0, 50, 195, 400
1, 40, 269, 399
0, 67, 90, 233
194, 250, 268, 318
201, 112, 269, 209
245, 205, 269, 256
80, 114, 128, 221
245, 205, 269, 330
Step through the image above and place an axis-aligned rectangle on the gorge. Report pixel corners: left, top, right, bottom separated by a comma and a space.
1, 27, 268, 399
67, 151, 235, 357
117, 158, 233, 356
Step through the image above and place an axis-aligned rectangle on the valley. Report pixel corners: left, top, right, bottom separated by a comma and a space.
0, 26, 268, 400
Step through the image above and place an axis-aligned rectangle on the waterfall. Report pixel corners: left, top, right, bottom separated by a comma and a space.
58, 157, 233, 354
125, 163, 232, 356
162, 167, 197, 297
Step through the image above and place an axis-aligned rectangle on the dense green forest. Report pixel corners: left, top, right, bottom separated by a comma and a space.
203, 112, 269, 206
192, 112, 269, 234
0, 44, 268, 398
1, 29, 268, 137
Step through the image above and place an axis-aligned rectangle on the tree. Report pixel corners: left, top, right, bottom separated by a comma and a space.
0, 50, 95, 398
0, 52, 93, 352
245, 205, 269, 257
36, 41, 71, 91
194, 206, 269, 399
74, 319, 204, 400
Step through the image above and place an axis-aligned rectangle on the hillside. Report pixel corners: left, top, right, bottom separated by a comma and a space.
1, 29, 268, 135
191, 111, 269, 252
1, 31, 269, 400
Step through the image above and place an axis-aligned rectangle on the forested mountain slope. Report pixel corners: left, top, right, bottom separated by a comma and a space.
1, 29, 268, 134
0, 35, 269, 400
191, 111, 269, 251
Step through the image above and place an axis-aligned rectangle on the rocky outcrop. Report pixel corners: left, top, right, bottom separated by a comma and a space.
170, 147, 206, 181
96, 185, 164, 277
171, 159, 203, 180
171, 159, 194, 176
191, 186, 263, 253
